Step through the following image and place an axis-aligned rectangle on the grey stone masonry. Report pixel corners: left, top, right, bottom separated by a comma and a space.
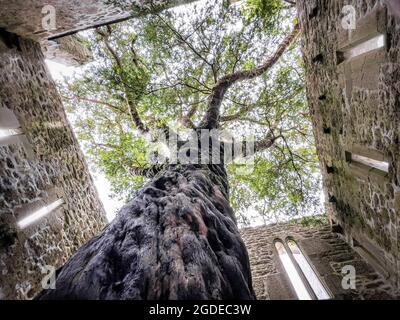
0, 32, 107, 299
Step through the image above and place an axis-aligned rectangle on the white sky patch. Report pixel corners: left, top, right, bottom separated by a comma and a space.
351, 153, 389, 173
45, 59, 75, 79
92, 173, 123, 222
344, 34, 386, 60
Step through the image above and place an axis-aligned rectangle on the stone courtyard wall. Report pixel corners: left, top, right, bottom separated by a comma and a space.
297, 0, 400, 291
0, 32, 107, 299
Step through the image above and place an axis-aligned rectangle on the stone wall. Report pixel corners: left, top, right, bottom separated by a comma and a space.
0, 32, 107, 299
0, 0, 196, 41
296, 0, 400, 291
241, 221, 396, 299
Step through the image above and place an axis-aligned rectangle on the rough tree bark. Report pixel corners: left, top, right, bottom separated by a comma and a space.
39, 160, 256, 299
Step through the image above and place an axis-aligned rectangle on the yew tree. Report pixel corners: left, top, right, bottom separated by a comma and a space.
41, 0, 321, 299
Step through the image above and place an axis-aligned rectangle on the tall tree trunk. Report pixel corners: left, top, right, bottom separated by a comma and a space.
39, 162, 256, 299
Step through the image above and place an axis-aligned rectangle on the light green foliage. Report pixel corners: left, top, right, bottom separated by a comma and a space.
61, 0, 323, 226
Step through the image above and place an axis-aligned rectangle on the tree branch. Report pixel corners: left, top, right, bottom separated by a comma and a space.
225, 127, 282, 162
153, 12, 213, 69
200, 23, 301, 129
180, 103, 198, 129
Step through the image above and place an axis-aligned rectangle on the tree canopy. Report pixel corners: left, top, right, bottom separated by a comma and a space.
60, 0, 323, 226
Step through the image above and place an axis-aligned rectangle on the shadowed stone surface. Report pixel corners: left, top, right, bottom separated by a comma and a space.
39, 163, 256, 300
2, 0, 400, 301
297, 0, 400, 291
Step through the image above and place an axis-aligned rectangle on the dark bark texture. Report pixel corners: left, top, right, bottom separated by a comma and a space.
39, 163, 256, 300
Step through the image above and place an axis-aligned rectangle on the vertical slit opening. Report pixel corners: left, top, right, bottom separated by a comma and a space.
274, 240, 312, 300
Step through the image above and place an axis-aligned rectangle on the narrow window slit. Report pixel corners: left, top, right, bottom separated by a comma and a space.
0, 28, 22, 50
332, 223, 344, 234
337, 34, 386, 64
0, 128, 22, 138
17, 199, 64, 229
309, 7, 318, 19
326, 165, 335, 174
312, 53, 323, 63
274, 241, 312, 300
328, 195, 337, 203
352, 237, 390, 278
286, 240, 331, 300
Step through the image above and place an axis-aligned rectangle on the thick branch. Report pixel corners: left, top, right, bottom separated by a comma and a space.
220, 103, 257, 122
220, 23, 301, 84
180, 113, 197, 129
224, 131, 282, 162
96, 27, 123, 68
200, 23, 301, 129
